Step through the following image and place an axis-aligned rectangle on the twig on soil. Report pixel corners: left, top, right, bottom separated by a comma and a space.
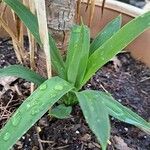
36, 126, 44, 150
99, 83, 109, 93
80, 143, 84, 150
1, 92, 13, 119
140, 77, 150, 82
111, 138, 117, 150
141, 90, 148, 96
92, 142, 101, 148
14, 84, 22, 96
38, 139, 54, 144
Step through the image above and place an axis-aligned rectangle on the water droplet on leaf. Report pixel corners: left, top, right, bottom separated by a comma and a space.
3, 132, 10, 141
26, 103, 31, 109
31, 107, 39, 115
11, 111, 21, 126
54, 85, 63, 91
97, 119, 101, 123
39, 83, 47, 90
49, 91, 57, 98
52, 93, 57, 97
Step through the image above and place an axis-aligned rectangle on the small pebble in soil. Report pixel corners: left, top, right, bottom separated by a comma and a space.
124, 127, 129, 132
118, 99, 122, 102
28, 138, 31, 142
75, 130, 80, 134
144, 136, 147, 139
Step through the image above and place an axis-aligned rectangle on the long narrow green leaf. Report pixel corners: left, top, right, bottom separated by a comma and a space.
98, 92, 150, 133
76, 25, 90, 88
65, 25, 90, 87
4, 0, 65, 78
82, 12, 150, 86
0, 77, 73, 149
65, 25, 81, 71
76, 91, 110, 150
90, 15, 122, 55
0, 65, 46, 85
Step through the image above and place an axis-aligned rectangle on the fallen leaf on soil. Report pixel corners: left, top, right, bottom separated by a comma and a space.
0, 76, 17, 91
111, 56, 122, 71
80, 133, 91, 141
113, 136, 134, 150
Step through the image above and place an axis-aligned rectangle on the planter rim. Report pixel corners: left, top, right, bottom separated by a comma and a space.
0, 0, 149, 67
81, 0, 150, 68
82, 0, 145, 17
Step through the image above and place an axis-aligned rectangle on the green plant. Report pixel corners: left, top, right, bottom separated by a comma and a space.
0, 0, 150, 149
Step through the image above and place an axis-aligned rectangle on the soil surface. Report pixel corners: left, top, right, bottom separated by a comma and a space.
0, 38, 150, 150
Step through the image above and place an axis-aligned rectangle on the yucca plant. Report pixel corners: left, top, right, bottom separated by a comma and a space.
0, 0, 150, 149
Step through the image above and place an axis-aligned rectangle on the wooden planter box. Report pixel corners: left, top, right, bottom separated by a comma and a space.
0, 0, 150, 67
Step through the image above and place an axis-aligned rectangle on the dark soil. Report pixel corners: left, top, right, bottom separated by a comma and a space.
0, 38, 150, 150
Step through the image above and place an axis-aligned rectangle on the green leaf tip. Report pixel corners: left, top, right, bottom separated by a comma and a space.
0, 65, 46, 85
76, 91, 110, 149
82, 11, 150, 87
